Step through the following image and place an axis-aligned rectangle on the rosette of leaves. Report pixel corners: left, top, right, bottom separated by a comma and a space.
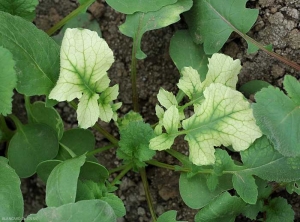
117, 112, 156, 171
150, 53, 262, 166
49, 28, 121, 128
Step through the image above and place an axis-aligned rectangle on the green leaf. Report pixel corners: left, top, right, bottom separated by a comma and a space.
117, 111, 143, 128
253, 76, 300, 156
49, 28, 118, 128
57, 128, 96, 162
106, 0, 177, 14
101, 193, 126, 218
76, 180, 125, 218
25, 199, 116, 222
232, 173, 257, 204
0, 46, 17, 116
79, 161, 109, 183
265, 197, 294, 222
169, 30, 209, 81
194, 192, 246, 222
240, 136, 300, 182
157, 210, 187, 222
283, 75, 300, 105
0, 0, 38, 21
119, 0, 193, 59
184, 0, 258, 54
0, 158, 23, 219
117, 121, 155, 170
52, 13, 102, 45
29, 101, 64, 139
0, 11, 60, 96
179, 173, 232, 209
8, 123, 59, 178
36, 160, 62, 183
46, 155, 86, 207
182, 83, 261, 165
239, 80, 271, 98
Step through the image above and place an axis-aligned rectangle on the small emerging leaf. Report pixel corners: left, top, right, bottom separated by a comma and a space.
117, 121, 155, 170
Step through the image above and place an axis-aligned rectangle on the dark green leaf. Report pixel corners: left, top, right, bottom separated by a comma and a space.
79, 161, 109, 183
157, 210, 187, 222
0, 47, 17, 116
25, 199, 116, 222
36, 160, 62, 183
0, 158, 23, 219
184, 0, 258, 54
232, 173, 257, 204
265, 197, 294, 222
76, 180, 125, 218
106, 0, 177, 14
29, 101, 64, 139
169, 30, 209, 81
119, 0, 193, 59
194, 192, 246, 222
101, 193, 126, 218
0, 11, 60, 96
117, 121, 155, 170
8, 123, 59, 178
242, 136, 300, 181
57, 128, 97, 162
239, 80, 271, 98
117, 111, 143, 128
46, 155, 86, 207
284, 75, 300, 105
253, 79, 300, 156
0, 0, 38, 21
179, 173, 232, 209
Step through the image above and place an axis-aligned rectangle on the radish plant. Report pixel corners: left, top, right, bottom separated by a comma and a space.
1, 0, 300, 221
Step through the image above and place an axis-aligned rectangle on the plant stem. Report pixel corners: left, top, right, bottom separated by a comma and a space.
110, 163, 132, 186
109, 164, 129, 174
69, 100, 119, 146
140, 168, 157, 222
242, 34, 300, 71
0, 115, 14, 141
86, 144, 115, 157
60, 143, 77, 158
176, 90, 185, 104
46, 0, 96, 36
24, 96, 33, 122
146, 159, 189, 172
166, 149, 190, 165
92, 123, 119, 147
131, 39, 139, 112
7, 114, 23, 130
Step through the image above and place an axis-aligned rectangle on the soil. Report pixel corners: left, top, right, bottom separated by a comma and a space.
14, 0, 300, 221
